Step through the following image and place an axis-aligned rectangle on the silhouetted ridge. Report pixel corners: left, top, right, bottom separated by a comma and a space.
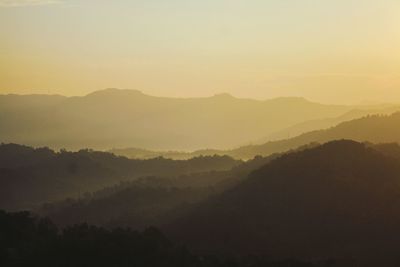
211, 93, 235, 99
247, 140, 392, 188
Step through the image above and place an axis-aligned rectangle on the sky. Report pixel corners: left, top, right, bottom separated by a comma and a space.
0, 0, 399, 104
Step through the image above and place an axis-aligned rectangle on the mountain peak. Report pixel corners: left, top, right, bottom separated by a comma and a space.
211, 93, 235, 99
86, 88, 144, 97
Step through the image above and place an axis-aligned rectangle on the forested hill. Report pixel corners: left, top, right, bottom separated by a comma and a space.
0, 210, 326, 267
0, 143, 240, 211
225, 112, 400, 159
167, 140, 400, 266
39, 151, 280, 229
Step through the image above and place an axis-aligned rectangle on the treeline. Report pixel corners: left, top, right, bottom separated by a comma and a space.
0, 143, 240, 210
0, 210, 329, 267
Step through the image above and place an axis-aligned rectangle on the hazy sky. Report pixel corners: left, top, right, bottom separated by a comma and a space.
0, 0, 399, 104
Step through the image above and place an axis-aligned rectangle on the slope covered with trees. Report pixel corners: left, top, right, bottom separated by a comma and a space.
0, 143, 240, 210
0, 210, 324, 267
263, 106, 400, 142
225, 112, 400, 159
39, 152, 279, 229
167, 140, 400, 266
4, 141, 400, 266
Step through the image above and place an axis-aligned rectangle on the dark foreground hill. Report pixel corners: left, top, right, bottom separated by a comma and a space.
0, 144, 240, 211
166, 140, 400, 266
0, 210, 327, 267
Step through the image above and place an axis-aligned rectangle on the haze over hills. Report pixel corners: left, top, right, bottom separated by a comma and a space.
0, 88, 392, 151
3, 1, 400, 266
112, 112, 400, 160
32, 140, 400, 266
3, 136, 400, 266
224, 112, 400, 159
262, 106, 400, 142
39, 152, 282, 229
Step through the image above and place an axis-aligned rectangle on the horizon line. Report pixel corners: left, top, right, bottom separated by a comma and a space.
0, 87, 391, 106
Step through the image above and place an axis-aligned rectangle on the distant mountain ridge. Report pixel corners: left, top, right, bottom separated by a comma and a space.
262, 106, 400, 142
0, 88, 382, 151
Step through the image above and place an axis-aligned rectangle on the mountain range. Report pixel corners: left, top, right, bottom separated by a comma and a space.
1, 88, 396, 151
3, 89, 400, 266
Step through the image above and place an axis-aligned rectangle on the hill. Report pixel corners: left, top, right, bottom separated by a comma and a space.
110, 112, 400, 160
0, 88, 362, 150
262, 106, 400, 142
0, 143, 240, 211
224, 112, 400, 159
39, 152, 280, 229
166, 140, 400, 266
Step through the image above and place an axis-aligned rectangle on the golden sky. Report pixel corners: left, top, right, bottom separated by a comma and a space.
0, 0, 399, 104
